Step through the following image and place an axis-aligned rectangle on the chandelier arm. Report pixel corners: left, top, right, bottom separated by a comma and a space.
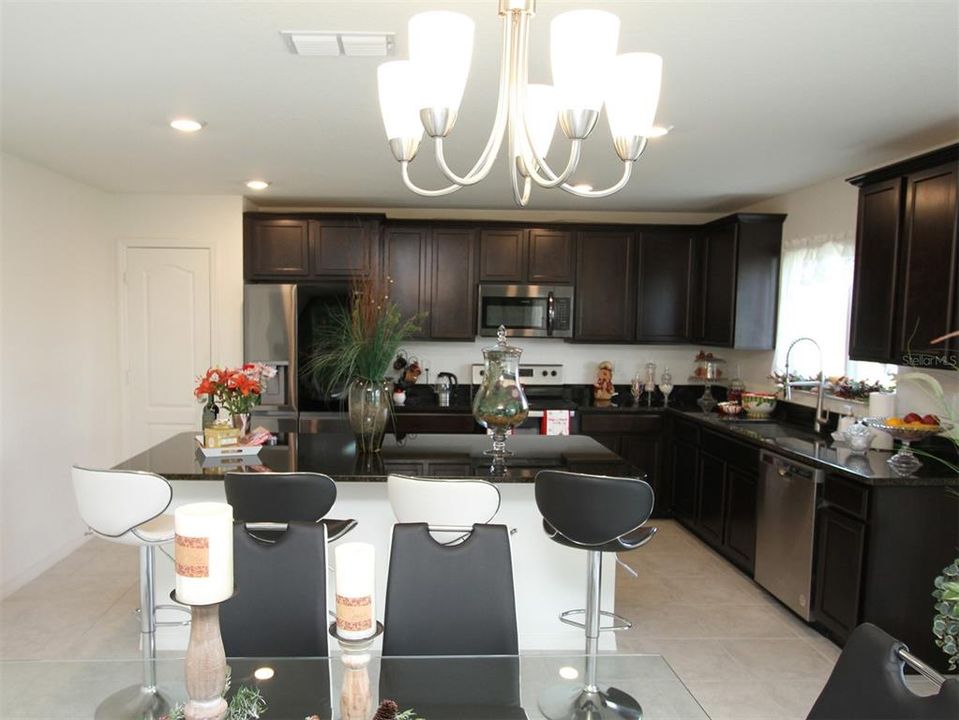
512, 10, 580, 188
400, 161, 462, 197
432, 12, 514, 187
560, 160, 634, 198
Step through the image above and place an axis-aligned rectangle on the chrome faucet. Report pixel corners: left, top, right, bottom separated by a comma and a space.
783, 337, 831, 434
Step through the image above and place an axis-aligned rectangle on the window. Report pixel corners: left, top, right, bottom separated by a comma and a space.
774, 232, 894, 384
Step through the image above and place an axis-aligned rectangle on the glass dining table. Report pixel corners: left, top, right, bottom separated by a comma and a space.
1, 651, 710, 719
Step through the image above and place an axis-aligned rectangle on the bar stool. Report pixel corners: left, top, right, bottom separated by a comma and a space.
71, 466, 190, 720
387, 474, 501, 544
534, 469, 657, 720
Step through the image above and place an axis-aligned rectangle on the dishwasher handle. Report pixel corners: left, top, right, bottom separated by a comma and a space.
760, 451, 823, 483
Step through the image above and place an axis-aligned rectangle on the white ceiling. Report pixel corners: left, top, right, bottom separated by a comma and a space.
2, 1, 957, 212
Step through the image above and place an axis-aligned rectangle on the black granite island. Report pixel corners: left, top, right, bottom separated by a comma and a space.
116, 431, 644, 655
114, 431, 643, 482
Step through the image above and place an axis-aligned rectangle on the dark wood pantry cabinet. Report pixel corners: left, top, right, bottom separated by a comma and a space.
847, 143, 959, 366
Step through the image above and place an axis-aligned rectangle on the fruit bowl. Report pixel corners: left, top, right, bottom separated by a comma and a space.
717, 401, 742, 416
741, 392, 777, 418
862, 416, 952, 474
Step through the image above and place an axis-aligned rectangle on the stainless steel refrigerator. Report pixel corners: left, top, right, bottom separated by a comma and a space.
243, 284, 299, 432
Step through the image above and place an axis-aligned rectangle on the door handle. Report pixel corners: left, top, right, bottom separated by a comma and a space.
547, 292, 556, 336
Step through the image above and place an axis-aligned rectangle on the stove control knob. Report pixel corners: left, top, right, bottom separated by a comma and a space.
551, 370, 557, 376
542, 370, 548, 376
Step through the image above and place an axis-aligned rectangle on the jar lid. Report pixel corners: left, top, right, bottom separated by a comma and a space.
482, 325, 523, 359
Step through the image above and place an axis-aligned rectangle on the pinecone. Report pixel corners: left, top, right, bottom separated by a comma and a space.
372, 699, 399, 720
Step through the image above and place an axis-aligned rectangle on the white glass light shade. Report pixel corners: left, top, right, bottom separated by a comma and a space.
517, 84, 558, 159
550, 10, 620, 112
605, 53, 663, 138
377, 61, 425, 141
409, 11, 474, 113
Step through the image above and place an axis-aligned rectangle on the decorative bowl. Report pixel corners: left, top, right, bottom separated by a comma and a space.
843, 423, 875, 452
862, 416, 953, 475
717, 401, 742, 416
741, 392, 777, 418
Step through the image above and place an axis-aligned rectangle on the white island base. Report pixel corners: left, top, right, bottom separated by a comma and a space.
155, 480, 618, 652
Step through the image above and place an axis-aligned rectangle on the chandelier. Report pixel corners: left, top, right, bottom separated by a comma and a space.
376, 0, 664, 207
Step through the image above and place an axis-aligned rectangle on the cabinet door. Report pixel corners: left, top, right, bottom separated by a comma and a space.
528, 228, 574, 283
848, 179, 904, 362
697, 452, 726, 545
574, 230, 636, 342
247, 219, 311, 278
430, 228, 478, 339
619, 433, 663, 514
723, 467, 757, 573
898, 161, 958, 362
386, 226, 431, 340
698, 223, 737, 346
311, 219, 377, 276
479, 228, 526, 282
636, 229, 694, 342
671, 440, 698, 522
814, 507, 867, 641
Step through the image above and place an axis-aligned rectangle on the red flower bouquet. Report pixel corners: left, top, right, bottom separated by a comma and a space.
194, 363, 276, 417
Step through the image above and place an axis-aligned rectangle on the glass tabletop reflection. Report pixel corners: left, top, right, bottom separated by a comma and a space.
1, 652, 709, 720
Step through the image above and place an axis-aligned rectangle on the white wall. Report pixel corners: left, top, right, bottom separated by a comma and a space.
0, 154, 245, 597
0, 153, 116, 597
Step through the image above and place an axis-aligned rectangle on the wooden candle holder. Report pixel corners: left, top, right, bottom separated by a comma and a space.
173, 591, 230, 720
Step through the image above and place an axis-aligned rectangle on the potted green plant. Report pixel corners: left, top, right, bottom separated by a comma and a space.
302, 275, 421, 452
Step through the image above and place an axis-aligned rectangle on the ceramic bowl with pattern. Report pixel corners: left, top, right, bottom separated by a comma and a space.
741, 392, 777, 418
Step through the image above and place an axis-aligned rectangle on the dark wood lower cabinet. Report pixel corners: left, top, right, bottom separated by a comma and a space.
696, 453, 726, 545
670, 440, 698, 522
813, 506, 866, 639
723, 467, 757, 572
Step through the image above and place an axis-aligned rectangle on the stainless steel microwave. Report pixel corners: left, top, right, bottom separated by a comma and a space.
478, 284, 574, 338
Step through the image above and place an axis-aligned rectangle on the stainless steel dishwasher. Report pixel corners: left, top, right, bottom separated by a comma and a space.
755, 450, 824, 621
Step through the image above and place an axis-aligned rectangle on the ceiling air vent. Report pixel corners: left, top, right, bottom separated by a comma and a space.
281, 31, 395, 57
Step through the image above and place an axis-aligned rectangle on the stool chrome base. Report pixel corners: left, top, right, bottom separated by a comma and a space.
94, 684, 171, 720
539, 683, 643, 720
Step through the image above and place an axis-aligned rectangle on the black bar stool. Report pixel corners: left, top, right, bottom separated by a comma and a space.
534, 469, 656, 720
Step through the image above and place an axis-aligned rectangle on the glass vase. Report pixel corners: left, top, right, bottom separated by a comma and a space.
348, 379, 392, 453
472, 326, 529, 471
231, 412, 250, 436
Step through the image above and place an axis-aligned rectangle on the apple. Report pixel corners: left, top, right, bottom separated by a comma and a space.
921, 414, 940, 426
903, 412, 922, 424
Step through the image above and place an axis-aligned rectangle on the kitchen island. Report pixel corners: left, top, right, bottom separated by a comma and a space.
115, 432, 646, 652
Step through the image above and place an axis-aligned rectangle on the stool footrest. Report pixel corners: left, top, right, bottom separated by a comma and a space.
137, 603, 192, 627
559, 608, 632, 632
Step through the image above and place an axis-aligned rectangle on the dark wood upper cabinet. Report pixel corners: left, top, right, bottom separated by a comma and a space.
430, 227, 478, 339
245, 214, 382, 281
479, 226, 573, 284
528, 228, 574, 283
691, 214, 784, 349
385, 225, 431, 340
246, 218, 311, 278
847, 144, 958, 367
479, 228, 527, 282
311, 219, 378, 277
636, 228, 695, 343
574, 229, 637, 342
848, 179, 904, 363
898, 162, 958, 359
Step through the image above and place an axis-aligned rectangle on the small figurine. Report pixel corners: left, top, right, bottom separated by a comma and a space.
594, 360, 615, 402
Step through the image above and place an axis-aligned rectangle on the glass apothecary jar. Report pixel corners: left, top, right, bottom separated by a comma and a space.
472, 326, 529, 467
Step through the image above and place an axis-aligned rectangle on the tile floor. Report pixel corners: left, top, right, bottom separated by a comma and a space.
0, 519, 936, 719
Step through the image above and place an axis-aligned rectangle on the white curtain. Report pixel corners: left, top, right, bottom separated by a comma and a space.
773, 233, 855, 378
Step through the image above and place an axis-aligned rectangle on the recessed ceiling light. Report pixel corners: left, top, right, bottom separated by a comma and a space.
570, 183, 593, 193
246, 180, 271, 191
170, 118, 206, 133
644, 125, 672, 138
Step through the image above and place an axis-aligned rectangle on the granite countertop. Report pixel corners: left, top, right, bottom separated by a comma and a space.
114, 431, 641, 483
673, 409, 959, 488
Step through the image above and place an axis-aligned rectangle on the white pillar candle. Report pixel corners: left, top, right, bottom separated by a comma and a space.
334, 542, 376, 640
175, 502, 234, 605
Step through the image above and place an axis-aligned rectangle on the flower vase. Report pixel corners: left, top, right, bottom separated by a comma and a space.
348, 379, 391, 453
231, 413, 250, 437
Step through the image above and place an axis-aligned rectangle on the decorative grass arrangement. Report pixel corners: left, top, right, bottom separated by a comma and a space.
302, 274, 422, 392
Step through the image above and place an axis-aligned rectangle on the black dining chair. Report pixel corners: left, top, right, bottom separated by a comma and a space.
219, 521, 329, 657
381, 522, 519, 656
806, 623, 959, 720
225, 471, 356, 542
534, 469, 657, 720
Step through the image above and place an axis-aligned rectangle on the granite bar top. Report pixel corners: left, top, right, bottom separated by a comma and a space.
113, 431, 642, 483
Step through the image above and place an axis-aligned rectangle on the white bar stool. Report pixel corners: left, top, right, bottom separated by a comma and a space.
386, 474, 502, 544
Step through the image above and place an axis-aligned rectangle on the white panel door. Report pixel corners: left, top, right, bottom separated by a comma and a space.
122, 246, 212, 457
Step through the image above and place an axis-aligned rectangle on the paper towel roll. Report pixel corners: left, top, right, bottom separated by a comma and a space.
868, 392, 896, 449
